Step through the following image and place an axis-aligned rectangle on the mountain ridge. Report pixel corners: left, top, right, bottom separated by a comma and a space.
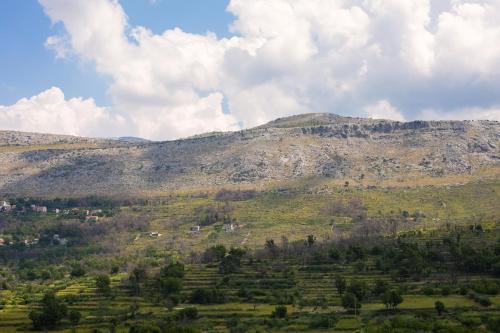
1, 113, 499, 197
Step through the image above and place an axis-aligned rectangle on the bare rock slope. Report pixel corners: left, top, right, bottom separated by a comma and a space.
0, 114, 499, 196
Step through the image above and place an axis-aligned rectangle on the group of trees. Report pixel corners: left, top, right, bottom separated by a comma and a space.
29, 293, 81, 331
194, 204, 235, 227
333, 274, 403, 312
214, 189, 257, 201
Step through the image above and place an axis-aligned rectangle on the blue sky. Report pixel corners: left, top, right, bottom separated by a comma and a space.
0, 0, 233, 106
1, 0, 499, 139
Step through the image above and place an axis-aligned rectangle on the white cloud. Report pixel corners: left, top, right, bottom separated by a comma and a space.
364, 100, 406, 122
419, 106, 500, 121
0, 87, 124, 137
4, 0, 499, 139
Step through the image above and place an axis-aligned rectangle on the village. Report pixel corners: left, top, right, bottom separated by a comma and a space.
0, 199, 103, 248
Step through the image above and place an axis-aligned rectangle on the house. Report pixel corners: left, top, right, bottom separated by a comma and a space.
149, 231, 162, 238
85, 215, 99, 222
190, 226, 201, 234
0, 201, 11, 212
54, 208, 60, 214
90, 209, 103, 215
31, 205, 47, 213
0, 238, 5, 246
222, 223, 238, 232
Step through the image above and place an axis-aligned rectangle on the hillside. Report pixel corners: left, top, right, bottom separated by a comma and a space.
0, 113, 499, 196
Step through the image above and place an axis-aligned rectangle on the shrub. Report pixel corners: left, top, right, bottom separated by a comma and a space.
435, 300, 445, 315
440, 286, 451, 296
128, 322, 161, 333
342, 293, 361, 311
70, 265, 85, 278
271, 305, 287, 318
160, 262, 185, 279
176, 307, 198, 321
95, 274, 111, 295
309, 313, 338, 329
189, 288, 225, 304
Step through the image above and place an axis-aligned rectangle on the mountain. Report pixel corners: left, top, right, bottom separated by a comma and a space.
115, 137, 151, 143
0, 113, 499, 197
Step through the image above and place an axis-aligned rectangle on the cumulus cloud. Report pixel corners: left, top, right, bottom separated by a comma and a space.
419, 106, 500, 121
0, 87, 124, 137
4, 0, 500, 139
364, 100, 405, 122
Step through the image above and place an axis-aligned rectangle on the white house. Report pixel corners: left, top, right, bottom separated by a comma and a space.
222, 223, 238, 232
85, 215, 99, 222
31, 205, 47, 213
0, 201, 11, 212
149, 231, 162, 238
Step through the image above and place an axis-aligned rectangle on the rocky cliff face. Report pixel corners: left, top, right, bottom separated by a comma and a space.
0, 114, 499, 196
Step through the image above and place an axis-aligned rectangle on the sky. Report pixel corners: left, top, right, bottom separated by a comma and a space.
0, 0, 500, 140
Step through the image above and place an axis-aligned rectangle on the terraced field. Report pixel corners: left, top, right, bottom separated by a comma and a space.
1, 225, 499, 332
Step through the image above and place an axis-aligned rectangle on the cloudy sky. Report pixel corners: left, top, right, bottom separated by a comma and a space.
1, 0, 500, 140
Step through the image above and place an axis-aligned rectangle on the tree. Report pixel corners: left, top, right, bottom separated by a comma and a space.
68, 310, 81, 330
29, 292, 68, 330
347, 279, 368, 301
219, 254, 241, 275
372, 279, 388, 296
158, 277, 182, 297
306, 235, 316, 247
129, 267, 147, 296
334, 275, 347, 296
341, 293, 361, 313
160, 262, 185, 279
382, 289, 403, 310
435, 300, 445, 315
95, 274, 111, 295
70, 265, 85, 278
271, 305, 287, 318
203, 245, 227, 262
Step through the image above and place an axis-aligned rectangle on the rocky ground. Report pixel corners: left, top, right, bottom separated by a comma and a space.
0, 113, 499, 196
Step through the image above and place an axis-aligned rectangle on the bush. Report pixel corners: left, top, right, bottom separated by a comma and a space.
70, 265, 85, 278
435, 300, 445, 315
478, 297, 492, 307
342, 293, 361, 311
441, 286, 452, 296
189, 288, 225, 304
176, 307, 198, 321
309, 313, 338, 329
160, 262, 185, 279
95, 274, 111, 294
271, 305, 287, 318
128, 322, 162, 333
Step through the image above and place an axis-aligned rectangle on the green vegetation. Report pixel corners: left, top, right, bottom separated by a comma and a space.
0, 178, 499, 332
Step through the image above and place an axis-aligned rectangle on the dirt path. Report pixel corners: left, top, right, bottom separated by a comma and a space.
241, 232, 251, 246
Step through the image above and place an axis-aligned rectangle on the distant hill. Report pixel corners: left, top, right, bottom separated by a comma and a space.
115, 137, 151, 143
0, 113, 499, 197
